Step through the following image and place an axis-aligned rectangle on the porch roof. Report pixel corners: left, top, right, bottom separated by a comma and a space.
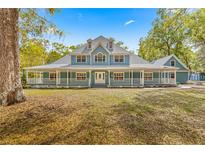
24, 64, 177, 71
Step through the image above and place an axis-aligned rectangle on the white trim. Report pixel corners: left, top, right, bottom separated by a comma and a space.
144, 72, 153, 81
89, 44, 111, 54
89, 70, 91, 87
176, 70, 189, 72
131, 70, 133, 86
76, 72, 87, 81
113, 72, 124, 81
108, 70, 110, 86
67, 70, 69, 85
141, 70, 144, 85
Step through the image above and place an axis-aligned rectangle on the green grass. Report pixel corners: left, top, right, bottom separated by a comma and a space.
0, 88, 205, 144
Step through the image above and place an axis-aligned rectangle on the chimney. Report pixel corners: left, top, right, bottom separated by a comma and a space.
108, 37, 114, 49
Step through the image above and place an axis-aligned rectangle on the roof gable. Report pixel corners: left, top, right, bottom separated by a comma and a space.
152, 54, 188, 70
72, 35, 131, 55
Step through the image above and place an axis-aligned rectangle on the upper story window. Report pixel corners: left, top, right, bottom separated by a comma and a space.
114, 55, 124, 63
77, 55, 86, 63
95, 53, 106, 63
170, 60, 176, 67
144, 72, 153, 81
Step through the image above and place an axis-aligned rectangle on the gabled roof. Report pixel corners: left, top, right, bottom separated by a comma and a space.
72, 35, 130, 55
130, 53, 149, 65
152, 54, 189, 70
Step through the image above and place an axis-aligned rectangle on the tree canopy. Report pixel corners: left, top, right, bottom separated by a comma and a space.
138, 8, 205, 72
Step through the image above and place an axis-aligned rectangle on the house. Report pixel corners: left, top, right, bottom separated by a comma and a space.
24, 36, 190, 88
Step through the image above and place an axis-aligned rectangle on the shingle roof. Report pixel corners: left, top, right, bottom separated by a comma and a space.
73, 35, 130, 55
151, 55, 173, 65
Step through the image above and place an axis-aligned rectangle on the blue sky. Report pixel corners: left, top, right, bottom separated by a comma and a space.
42, 8, 158, 52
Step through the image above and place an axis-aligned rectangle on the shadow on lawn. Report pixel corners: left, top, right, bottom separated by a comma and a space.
112, 90, 205, 144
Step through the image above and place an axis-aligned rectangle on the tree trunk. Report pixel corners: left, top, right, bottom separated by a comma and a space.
0, 8, 25, 106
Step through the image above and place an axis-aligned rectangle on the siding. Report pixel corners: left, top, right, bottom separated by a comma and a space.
176, 72, 188, 83
164, 56, 187, 70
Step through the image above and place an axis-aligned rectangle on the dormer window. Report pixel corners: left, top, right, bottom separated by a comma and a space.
108, 38, 114, 49
87, 39, 92, 49
109, 41, 113, 49
88, 42, 92, 49
114, 55, 124, 63
170, 60, 176, 67
77, 55, 86, 63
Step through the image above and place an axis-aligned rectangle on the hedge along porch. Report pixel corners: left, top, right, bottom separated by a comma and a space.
25, 67, 177, 88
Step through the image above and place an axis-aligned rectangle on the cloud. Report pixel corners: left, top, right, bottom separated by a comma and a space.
124, 20, 135, 26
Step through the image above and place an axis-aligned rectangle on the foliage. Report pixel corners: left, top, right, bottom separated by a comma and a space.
138, 9, 205, 72
20, 39, 48, 69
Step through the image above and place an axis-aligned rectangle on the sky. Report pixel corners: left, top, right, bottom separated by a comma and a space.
41, 8, 158, 52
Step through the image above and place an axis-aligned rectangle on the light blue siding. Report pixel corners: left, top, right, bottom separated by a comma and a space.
110, 55, 129, 65
176, 72, 188, 83
164, 56, 187, 70
71, 55, 90, 65
91, 46, 110, 65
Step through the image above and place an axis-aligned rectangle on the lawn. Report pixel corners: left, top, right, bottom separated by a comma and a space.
0, 88, 205, 144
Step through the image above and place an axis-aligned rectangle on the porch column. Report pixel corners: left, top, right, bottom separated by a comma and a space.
35, 71, 37, 84
174, 70, 177, 84
89, 70, 91, 87
168, 72, 170, 84
108, 70, 110, 87
131, 70, 133, 86
26, 70, 28, 84
56, 70, 58, 85
67, 70, 69, 86
159, 70, 161, 84
141, 70, 144, 86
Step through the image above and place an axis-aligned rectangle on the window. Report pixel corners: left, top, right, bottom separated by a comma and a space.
170, 72, 175, 79
109, 41, 113, 49
114, 55, 124, 63
77, 55, 86, 63
76, 72, 86, 80
49, 72, 56, 80
88, 42, 92, 49
144, 72, 153, 81
113, 72, 124, 81
170, 60, 176, 67
95, 53, 106, 63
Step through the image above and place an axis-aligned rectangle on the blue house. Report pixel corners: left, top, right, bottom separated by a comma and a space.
24, 36, 190, 88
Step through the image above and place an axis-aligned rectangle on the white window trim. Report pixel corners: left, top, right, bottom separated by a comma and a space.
94, 52, 107, 63
113, 72, 124, 81
170, 60, 176, 67
76, 55, 87, 63
49, 72, 57, 80
76, 72, 87, 81
144, 72, 153, 81
113, 55, 125, 63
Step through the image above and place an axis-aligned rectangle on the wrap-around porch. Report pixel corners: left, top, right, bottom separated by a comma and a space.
25, 69, 177, 88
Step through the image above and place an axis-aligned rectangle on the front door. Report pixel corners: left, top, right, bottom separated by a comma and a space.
95, 72, 105, 84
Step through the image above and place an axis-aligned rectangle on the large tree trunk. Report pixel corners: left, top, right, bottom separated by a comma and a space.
0, 8, 25, 106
